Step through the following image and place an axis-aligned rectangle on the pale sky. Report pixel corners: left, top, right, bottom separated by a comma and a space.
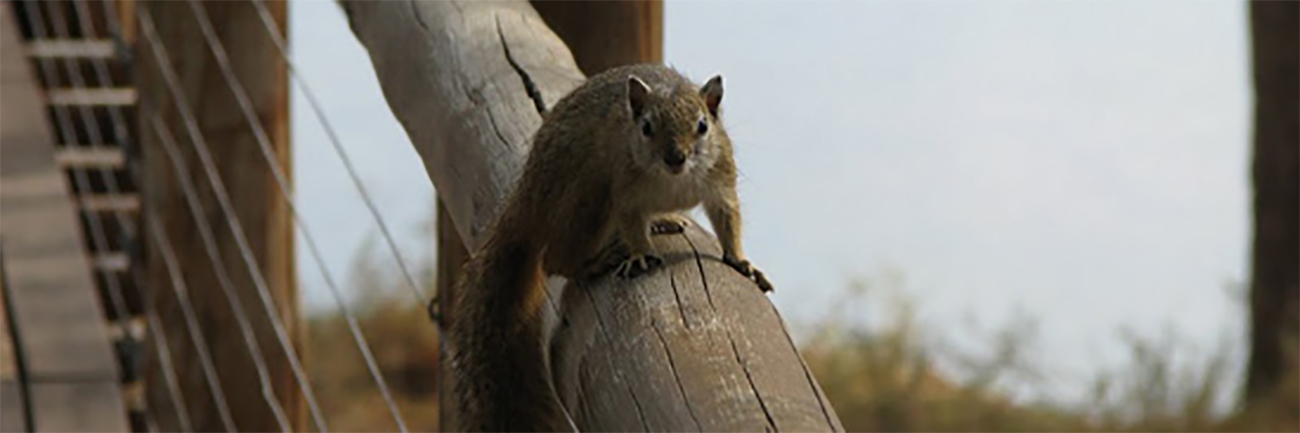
290, 0, 1252, 402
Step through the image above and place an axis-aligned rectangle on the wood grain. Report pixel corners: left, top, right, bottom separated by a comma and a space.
28, 382, 127, 432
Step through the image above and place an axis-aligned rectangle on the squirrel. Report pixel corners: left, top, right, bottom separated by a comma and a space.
448, 63, 772, 432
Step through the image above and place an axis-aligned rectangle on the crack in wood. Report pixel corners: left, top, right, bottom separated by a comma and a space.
680, 234, 717, 311
494, 14, 546, 114
729, 337, 778, 432
626, 383, 650, 432
458, 81, 483, 106
667, 268, 690, 329
485, 108, 511, 148
682, 231, 781, 431
405, 0, 430, 33
581, 287, 649, 432
650, 318, 702, 431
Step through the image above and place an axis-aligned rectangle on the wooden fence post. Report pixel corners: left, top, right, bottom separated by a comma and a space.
137, 1, 298, 431
531, 0, 663, 74
1245, 0, 1299, 406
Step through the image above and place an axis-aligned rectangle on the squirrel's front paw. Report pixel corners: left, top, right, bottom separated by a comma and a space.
615, 254, 663, 279
723, 254, 774, 293
650, 215, 691, 235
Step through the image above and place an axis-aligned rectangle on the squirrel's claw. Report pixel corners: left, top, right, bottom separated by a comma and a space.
723, 254, 774, 293
615, 254, 663, 279
650, 215, 691, 235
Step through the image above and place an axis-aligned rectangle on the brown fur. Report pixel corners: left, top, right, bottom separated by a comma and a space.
449, 64, 768, 432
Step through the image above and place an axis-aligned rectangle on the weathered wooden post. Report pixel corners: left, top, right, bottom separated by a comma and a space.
344, 0, 842, 430
531, 0, 663, 74
1244, 0, 1299, 407
136, 1, 300, 431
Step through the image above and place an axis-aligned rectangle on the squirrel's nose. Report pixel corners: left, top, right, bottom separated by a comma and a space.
663, 149, 687, 169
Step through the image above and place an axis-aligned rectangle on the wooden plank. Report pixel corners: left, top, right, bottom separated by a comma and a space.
55, 147, 125, 168
45, 88, 136, 106
0, 276, 27, 433
92, 253, 128, 273
0, 4, 129, 431
1, 380, 26, 432
0, 184, 121, 378
26, 39, 116, 59
30, 382, 127, 432
344, 1, 843, 431
78, 194, 139, 213
105, 317, 145, 342
137, 1, 298, 431
0, 1, 120, 383
1, 276, 16, 382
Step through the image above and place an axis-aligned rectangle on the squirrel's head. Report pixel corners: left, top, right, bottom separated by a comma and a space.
626, 73, 726, 177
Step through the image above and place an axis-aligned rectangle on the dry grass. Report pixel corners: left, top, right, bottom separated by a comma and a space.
308, 295, 442, 432
306, 238, 442, 432
307, 246, 1297, 432
801, 275, 1299, 433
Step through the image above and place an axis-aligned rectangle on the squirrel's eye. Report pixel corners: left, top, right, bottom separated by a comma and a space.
696, 119, 709, 135
641, 121, 653, 137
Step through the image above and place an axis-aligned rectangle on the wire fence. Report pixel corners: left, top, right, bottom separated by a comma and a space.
14, 1, 433, 431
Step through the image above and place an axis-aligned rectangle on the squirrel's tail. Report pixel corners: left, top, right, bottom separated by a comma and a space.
449, 227, 571, 432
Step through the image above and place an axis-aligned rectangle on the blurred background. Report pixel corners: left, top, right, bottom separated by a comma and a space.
287, 0, 1294, 431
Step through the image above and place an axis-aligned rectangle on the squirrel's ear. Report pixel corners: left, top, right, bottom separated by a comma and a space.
701, 75, 723, 117
627, 75, 651, 118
